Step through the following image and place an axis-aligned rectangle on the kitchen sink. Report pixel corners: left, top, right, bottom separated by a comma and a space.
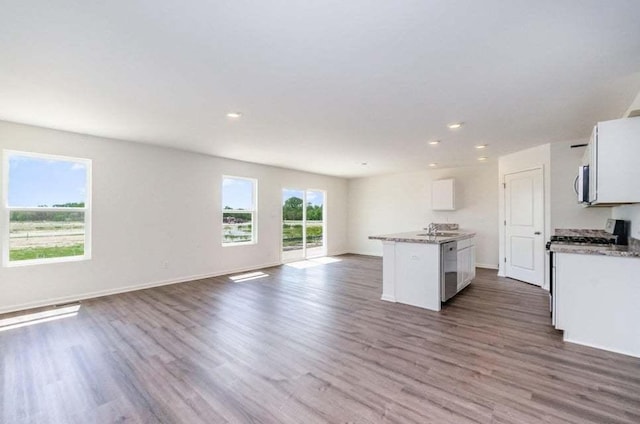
416, 232, 460, 237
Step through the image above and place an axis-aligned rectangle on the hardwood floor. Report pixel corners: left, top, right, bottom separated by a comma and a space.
1, 254, 639, 423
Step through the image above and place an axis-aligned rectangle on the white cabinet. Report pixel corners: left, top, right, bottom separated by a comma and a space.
432, 178, 455, 210
456, 237, 475, 291
383, 241, 442, 311
584, 117, 640, 204
554, 252, 640, 358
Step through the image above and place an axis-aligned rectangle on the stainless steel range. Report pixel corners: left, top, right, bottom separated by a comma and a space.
545, 219, 629, 325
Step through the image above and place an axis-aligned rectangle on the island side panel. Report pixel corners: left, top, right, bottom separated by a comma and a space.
393, 242, 442, 311
381, 241, 397, 302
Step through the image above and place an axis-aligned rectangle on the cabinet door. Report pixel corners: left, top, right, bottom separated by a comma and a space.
590, 118, 640, 203
457, 247, 470, 289
432, 179, 455, 210
457, 249, 463, 286
469, 245, 476, 280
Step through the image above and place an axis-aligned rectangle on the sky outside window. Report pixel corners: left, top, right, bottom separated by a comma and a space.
8, 155, 87, 207
306, 190, 324, 207
222, 177, 254, 210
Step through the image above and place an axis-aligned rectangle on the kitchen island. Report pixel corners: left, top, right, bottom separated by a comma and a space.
369, 230, 476, 311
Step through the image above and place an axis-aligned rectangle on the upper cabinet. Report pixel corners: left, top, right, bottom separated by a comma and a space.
584, 117, 640, 205
432, 178, 455, 210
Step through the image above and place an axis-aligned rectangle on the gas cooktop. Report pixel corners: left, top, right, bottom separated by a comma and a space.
549, 235, 614, 245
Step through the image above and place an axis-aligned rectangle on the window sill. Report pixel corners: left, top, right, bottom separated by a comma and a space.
5, 255, 91, 268
222, 241, 257, 247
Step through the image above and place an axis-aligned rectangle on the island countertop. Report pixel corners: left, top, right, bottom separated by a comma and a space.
369, 230, 475, 244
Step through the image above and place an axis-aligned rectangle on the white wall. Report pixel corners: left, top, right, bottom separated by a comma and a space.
497, 144, 551, 285
549, 140, 611, 230
0, 120, 349, 313
623, 89, 640, 117
615, 88, 640, 239
347, 164, 499, 268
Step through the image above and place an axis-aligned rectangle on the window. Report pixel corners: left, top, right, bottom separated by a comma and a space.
3, 151, 91, 266
221, 176, 256, 245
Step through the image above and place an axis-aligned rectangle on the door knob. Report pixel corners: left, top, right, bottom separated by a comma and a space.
534, 231, 541, 235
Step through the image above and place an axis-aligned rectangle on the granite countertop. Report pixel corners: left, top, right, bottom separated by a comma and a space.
369, 230, 476, 244
554, 229, 614, 238
551, 229, 640, 258
550, 243, 640, 258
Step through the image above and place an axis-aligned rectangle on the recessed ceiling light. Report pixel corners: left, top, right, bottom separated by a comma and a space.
428, 163, 438, 167
475, 144, 488, 149
447, 122, 463, 130
428, 140, 440, 145
226, 112, 242, 118
478, 156, 488, 161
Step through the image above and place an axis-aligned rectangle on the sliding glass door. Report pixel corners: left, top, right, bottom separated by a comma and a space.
282, 189, 305, 262
282, 189, 326, 262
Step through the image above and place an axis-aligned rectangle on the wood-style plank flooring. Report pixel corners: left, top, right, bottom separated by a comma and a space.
1, 254, 639, 423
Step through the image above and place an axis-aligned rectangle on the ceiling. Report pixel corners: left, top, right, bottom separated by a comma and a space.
1, 1, 640, 178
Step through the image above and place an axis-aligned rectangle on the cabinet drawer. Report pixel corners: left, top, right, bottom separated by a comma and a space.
457, 238, 473, 250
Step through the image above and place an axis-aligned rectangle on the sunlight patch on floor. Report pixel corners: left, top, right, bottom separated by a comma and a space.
284, 256, 342, 269
229, 271, 269, 283
0, 304, 81, 332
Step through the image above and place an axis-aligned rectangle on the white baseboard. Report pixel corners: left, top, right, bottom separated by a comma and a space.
0, 261, 282, 315
563, 334, 640, 359
381, 295, 396, 302
328, 250, 352, 257
347, 250, 382, 257
476, 263, 499, 270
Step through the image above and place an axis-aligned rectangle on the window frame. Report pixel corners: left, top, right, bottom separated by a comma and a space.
2, 150, 92, 267
221, 175, 257, 246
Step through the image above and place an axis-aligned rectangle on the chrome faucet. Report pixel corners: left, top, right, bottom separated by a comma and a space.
426, 223, 438, 236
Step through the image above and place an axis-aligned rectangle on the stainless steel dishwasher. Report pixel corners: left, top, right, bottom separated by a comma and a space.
441, 241, 458, 302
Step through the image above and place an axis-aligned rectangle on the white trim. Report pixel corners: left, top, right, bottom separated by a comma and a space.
327, 249, 350, 257
3, 149, 91, 166
2, 151, 8, 267
5, 254, 88, 268
475, 263, 499, 270
0, 260, 282, 315
346, 250, 383, 257
6, 206, 85, 212
563, 333, 639, 359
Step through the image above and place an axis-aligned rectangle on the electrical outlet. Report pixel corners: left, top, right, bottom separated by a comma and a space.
161, 261, 169, 269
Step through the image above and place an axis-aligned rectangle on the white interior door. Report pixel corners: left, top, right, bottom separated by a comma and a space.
505, 168, 544, 286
